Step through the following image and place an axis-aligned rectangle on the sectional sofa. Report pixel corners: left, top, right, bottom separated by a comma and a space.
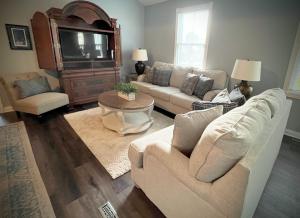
131, 61, 228, 114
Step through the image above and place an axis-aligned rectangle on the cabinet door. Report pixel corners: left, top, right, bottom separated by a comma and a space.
31, 12, 57, 70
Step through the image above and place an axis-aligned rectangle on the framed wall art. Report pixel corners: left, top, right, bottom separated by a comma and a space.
5, 24, 32, 50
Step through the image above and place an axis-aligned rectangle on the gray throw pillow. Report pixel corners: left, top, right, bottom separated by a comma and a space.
193, 74, 214, 99
152, 67, 172, 86
180, 73, 199, 96
144, 66, 153, 83
172, 106, 223, 156
14, 76, 51, 99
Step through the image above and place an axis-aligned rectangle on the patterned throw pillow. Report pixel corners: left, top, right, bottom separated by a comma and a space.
211, 89, 231, 103
143, 66, 153, 83
192, 101, 238, 114
152, 67, 173, 86
180, 73, 199, 96
193, 74, 214, 99
14, 76, 51, 99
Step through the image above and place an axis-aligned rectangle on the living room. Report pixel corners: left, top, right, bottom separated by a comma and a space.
0, 0, 299, 217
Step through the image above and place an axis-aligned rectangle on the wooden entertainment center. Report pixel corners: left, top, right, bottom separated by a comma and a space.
31, 1, 121, 106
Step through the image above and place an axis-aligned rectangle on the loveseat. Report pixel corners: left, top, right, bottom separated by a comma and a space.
131, 61, 228, 114
128, 89, 292, 218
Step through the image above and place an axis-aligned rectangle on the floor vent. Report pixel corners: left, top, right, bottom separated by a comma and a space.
98, 201, 119, 218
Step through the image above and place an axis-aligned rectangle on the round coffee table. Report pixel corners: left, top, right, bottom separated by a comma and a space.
98, 90, 154, 135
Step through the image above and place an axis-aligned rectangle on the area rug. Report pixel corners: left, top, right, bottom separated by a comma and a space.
0, 122, 55, 217
64, 107, 173, 179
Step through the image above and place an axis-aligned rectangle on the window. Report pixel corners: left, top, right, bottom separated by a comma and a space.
174, 3, 212, 68
284, 23, 300, 99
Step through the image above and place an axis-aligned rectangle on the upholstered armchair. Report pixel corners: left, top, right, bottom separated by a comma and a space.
1, 72, 69, 116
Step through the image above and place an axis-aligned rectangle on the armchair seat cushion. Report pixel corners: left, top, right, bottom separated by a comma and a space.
14, 92, 69, 115
128, 125, 174, 168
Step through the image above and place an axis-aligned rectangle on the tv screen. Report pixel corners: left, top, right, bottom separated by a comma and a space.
59, 28, 110, 61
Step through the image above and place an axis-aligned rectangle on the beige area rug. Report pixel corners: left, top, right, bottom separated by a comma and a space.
64, 107, 173, 179
0, 122, 55, 217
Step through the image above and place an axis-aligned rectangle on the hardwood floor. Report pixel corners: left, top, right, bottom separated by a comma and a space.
0, 108, 299, 218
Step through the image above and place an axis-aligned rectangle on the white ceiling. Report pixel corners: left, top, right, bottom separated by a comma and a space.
138, 0, 168, 6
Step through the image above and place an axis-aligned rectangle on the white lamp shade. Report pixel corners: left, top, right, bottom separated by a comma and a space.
231, 59, 261, 81
132, 49, 148, 61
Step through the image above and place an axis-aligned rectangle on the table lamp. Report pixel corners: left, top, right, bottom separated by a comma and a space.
132, 49, 148, 75
231, 59, 261, 99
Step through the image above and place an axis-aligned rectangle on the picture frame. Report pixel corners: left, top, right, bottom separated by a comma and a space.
5, 24, 32, 50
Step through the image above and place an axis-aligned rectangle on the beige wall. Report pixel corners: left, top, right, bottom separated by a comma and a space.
0, 0, 144, 108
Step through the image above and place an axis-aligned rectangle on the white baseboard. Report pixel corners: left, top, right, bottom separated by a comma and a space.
3, 106, 14, 113
285, 129, 300, 140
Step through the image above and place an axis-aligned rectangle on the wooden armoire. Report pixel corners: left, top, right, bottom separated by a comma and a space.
31, 1, 121, 106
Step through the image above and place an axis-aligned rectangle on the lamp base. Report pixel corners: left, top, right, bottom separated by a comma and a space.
135, 61, 145, 75
234, 80, 253, 99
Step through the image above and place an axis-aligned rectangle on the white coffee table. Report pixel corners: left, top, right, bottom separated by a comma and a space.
98, 91, 154, 135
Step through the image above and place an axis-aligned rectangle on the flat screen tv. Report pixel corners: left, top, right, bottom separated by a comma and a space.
59, 28, 110, 61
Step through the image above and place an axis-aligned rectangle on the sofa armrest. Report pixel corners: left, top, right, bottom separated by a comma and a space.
144, 141, 211, 199
203, 89, 223, 101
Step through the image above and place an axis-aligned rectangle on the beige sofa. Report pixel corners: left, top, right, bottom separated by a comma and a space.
131, 62, 228, 114
128, 89, 292, 218
1, 72, 69, 116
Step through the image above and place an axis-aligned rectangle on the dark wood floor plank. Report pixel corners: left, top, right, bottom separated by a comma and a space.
0, 109, 299, 218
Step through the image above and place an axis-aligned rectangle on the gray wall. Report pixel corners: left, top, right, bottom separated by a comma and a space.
145, 0, 300, 132
0, 0, 144, 107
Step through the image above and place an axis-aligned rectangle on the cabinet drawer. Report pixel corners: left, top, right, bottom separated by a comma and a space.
71, 74, 115, 89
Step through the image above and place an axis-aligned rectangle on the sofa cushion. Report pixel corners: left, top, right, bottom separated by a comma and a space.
172, 106, 223, 156
131, 81, 158, 94
245, 88, 286, 117
14, 76, 51, 99
152, 68, 173, 86
180, 73, 199, 96
153, 61, 174, 70
128, 125, 174, 168
170, 66, 193, 88
189, 98, 272, 182
193, 75, 214, 99
149, 86, 180, 101
211, 89, 231, 103
193, 69, 227, 90
170, 92, 200, 110
14, 92, 69, 115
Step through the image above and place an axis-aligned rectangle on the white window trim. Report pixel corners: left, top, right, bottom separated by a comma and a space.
174, 2, 213, 69
284, 23, 300, 99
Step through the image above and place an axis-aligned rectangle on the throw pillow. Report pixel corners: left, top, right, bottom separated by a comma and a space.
211, 89, 231, 103
229, 88, 246, 105
192, 101, 238, 114
152, 67, 173, 86
14, 76, 51, 99
172, 105, 223, 156
180, 73, 199, 96
193, 74, 214, 99
143, 66, 153, 83
189, 99, 272, 182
